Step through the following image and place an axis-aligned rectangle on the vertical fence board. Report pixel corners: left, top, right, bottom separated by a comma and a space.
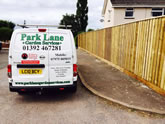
120, 25, 126, 68
142, 20, 150, 80
108, 28, 112, 62
134, 22, 141, 76
148, 19, 158, 83
104, 28, 111, 61
94, 31, 97, 55
144, 19, 152, 81
117, 27, 120, 66
118, 26, 122, 67
146, 19, 155, 81
155, 18, 164, 87
152, 18, 163, 85
130, 23, 137, 72
132, 22, 138, 73
139, 21, 146, 77
96, 31, 99, 56
127, 24, 132, 72
126, 24, 130, 70
151, 19, 159, 84
111, 28, 114, 64
114, 27, 118, 65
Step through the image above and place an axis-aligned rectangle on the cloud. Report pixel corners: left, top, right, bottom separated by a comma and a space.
0, 0, 104, 30
87, 0, 104, 29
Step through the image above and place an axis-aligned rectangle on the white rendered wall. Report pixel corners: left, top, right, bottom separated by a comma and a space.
103, 0, 114, 28
113, 8, 152, 26
104, 7, 154, 27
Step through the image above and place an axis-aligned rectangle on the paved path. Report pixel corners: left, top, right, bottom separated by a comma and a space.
78, 49, 165, 114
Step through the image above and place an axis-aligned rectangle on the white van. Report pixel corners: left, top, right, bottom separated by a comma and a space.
8, 28, 77, 94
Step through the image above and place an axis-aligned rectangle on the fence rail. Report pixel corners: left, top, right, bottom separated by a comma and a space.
78, 16, 165, 95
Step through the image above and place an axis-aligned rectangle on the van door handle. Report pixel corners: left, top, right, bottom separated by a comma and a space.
17, 64, 45, 68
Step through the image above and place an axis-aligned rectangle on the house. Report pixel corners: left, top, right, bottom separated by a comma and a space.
102, 0, 165, 28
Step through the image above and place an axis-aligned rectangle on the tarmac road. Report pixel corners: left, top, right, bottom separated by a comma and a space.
0, 49, 8, 69
0, 49, 165, 124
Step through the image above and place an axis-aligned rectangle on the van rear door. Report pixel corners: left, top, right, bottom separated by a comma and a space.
11, 29, 49, 87
48, 30, 73, 86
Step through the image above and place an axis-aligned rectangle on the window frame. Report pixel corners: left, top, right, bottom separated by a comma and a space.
151, 8, 165, 17
125, 8, 134, 19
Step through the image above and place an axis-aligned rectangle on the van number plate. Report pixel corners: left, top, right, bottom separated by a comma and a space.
19, 69, 42, 74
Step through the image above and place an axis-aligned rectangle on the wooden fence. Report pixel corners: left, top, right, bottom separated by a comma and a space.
78, 16, 165, 95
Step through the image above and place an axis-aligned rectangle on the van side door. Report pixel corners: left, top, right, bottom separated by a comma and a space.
11, 30, 49, 87
48, 30, 73, 86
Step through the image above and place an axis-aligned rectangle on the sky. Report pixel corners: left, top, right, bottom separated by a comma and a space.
0, 0, 104, 30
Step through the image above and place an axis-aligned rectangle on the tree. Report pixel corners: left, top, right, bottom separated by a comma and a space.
59, 0, 88, 47
59, 14, 79, 37
76, 0, 88, 32
0, 20, 15, 30
87, 29, 94, 32
0, 20, 15, 41
0, 27, 13, 41
8, 22, 15, 29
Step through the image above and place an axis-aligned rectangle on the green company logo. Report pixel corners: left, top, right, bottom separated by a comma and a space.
21, 34, 64, 41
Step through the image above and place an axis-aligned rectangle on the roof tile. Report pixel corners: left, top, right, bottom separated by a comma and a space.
111, 0, 165, 5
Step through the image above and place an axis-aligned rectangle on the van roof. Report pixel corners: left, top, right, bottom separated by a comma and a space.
14, 28, 71, 33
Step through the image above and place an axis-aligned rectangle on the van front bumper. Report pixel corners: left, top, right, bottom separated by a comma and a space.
9, 81, 77, 92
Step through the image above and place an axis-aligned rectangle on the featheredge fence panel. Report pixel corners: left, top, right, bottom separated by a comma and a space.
78, 16, 165, 95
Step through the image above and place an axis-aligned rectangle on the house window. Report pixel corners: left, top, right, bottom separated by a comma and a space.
125, 8, 134, 18
151, 8, 164, 16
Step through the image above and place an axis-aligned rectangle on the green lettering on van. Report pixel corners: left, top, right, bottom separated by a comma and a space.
21, 34, 64, 42
55, 36, 59, 41
44, 34, 49, 41
44, 34, 64, 41
36, 34, 41, 40
50, 36, 55, 41
21, 34, 26, 41
60, 36, 64, 41
27, 36, 31, 40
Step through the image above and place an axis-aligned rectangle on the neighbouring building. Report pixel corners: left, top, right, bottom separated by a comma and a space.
102, 0, 165, 28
